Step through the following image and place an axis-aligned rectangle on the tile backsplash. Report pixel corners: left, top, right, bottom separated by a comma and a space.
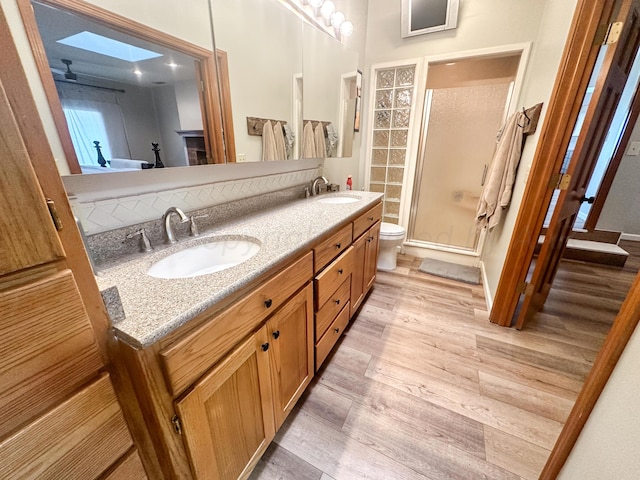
72, 168, 320, 235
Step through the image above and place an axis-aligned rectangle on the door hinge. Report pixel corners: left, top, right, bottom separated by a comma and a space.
549, 173, 571, 191
517, 281, 534, 296
46, 198, 63, 231
171, 415, 183, 435
200, 80, 205, 92
595, 21, 623, 45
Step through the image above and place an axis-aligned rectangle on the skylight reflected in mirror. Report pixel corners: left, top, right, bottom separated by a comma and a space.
57, 31, 163, 62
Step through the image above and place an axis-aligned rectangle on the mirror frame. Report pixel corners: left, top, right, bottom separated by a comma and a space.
17, 0, 227, 173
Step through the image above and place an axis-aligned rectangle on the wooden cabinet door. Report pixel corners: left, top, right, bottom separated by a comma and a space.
175, 326, 275, 480
350, 233, 367, 316
0, 80, 64, 276
267, 283, 314, 430
364, 222, 381, 292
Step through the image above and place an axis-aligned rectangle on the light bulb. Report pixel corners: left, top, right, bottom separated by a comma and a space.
331, 11, 345, 28
320, 0, 335, 20
309, 0, 323, 8
340, 21, 353, 37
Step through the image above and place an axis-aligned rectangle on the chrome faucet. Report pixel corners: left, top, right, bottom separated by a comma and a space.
163, 207, 189, 244
311, 176, 329, 196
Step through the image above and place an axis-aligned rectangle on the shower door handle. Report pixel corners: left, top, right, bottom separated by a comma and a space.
481, 164, 488, 186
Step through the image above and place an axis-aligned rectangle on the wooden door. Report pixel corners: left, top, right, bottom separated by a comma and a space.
350, 233, 368, 316
267, 283, 314, 430
516, 0, 640, 330
175, 326, 275, 480
0, 81, 64, 275
364, 222, 381, 292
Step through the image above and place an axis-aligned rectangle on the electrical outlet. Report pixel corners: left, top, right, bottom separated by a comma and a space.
236, 153, 247, 162
627, 142, 640, 156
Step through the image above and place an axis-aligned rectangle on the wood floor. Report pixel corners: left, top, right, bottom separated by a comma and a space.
249, 242, 640, 480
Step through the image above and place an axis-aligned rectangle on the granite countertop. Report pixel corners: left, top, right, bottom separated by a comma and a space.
97, 191, 383, 348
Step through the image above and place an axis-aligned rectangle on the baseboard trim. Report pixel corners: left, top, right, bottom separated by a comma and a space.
620, 233, 640, 242
480, 261, 493, 313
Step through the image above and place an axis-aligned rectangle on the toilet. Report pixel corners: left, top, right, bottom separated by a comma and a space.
377, 222, 406, 271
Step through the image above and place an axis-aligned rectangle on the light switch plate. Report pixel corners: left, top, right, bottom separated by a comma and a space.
627, 142, 640, 156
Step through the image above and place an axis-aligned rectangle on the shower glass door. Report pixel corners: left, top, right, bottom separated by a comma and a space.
409, 55, 519, 251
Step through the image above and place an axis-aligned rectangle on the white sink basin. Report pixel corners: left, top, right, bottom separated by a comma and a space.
146, 238, 260, 279
317, 195, 360, 204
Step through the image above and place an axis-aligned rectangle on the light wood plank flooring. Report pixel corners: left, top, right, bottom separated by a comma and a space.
250, 243, 640, 480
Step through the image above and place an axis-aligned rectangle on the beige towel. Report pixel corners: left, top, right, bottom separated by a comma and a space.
273, 121, 287, 161
262, 120, 277, 161
302, 122, 316, 158
314, 123, 326, 159
475, 111, 526, 230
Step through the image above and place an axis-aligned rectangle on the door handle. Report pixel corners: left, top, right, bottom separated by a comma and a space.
580, 196, 595, 204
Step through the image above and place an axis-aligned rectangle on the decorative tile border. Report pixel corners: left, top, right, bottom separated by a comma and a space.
73, 168, 320, 235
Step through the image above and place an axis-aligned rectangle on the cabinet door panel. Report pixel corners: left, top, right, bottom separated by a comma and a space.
268, 284, 314, 429
0, 270, 104, 438
0, 81, 64, 275
350, 233, 367, 317
176, 327, 275, 480
364, 222, 381, 292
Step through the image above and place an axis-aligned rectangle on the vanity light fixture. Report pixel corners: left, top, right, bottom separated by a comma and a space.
283, 0, 355, 43
320, 0, 335, 25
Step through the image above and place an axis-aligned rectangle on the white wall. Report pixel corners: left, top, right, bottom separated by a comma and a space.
597, 116, 640, 235
152, 85, 186, 168
558, 323, 640, 479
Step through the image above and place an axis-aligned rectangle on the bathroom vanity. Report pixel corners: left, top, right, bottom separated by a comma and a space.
100, 192, 383, 479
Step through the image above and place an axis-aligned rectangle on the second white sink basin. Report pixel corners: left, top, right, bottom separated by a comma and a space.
146, 238, 260, 279
317, 195, 360, 204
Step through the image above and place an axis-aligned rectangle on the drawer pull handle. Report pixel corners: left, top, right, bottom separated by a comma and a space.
273, 330, 280, 339
338, 269, 344, 275
334, 328, 340, 333
368, 216, 374, 221
261, 343, 270, 352
334, 299, 340, 305
264, 299, 273, 308
336, 243, 342, 249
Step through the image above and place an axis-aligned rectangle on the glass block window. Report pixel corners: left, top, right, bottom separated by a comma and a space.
370, 65, 416, 225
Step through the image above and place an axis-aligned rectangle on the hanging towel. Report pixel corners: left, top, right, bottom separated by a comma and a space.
326, 123, 338, 157
475, 110, 526, 230
283, 124, 295, 159
302, 121, 316, 158
262, 120, 277, 161
273, 121, 287, 161
314, 123, 326, 159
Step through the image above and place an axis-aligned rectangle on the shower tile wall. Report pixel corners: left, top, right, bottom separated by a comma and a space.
369, 65, 416, 224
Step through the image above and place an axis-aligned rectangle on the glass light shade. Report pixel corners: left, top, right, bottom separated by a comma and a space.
331, 11, 345, 28
320, 0, 335, 19
309, 0, 323, 8
340, 21, 354, 37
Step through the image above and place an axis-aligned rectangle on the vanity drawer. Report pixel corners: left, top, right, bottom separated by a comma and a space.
160, 251, 313, 396
353, 202, 383, 240
315, 303, 350, 371
315, 277, 350, 340
315, 246, 353, 309
314, 224, 352, 273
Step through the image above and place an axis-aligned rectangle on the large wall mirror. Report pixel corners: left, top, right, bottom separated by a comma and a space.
18, 0, 226, 174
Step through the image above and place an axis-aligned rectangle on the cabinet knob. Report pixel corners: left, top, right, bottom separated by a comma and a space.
264, 299, 273, 308
336, 243, 342, 249
334, 299, 340, 305
273, 330, 280, 339
261, 343, 270, 352
367, 216, 374, 221
338, 269, 344, 275
334, 327, 340, 333
367, 237, 373, 243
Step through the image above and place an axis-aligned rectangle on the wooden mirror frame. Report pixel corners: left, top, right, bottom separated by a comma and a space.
16, 0, 228, 173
